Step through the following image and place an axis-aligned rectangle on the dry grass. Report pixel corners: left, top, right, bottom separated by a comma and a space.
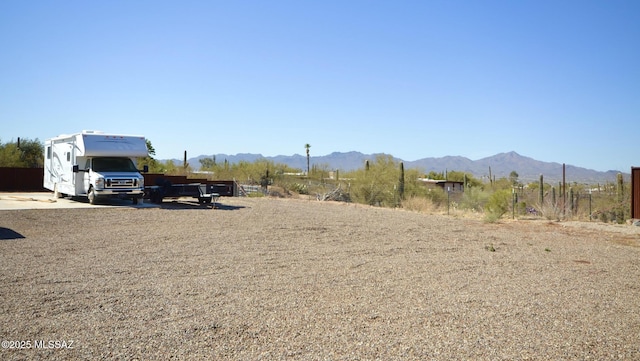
400, 196, 441, 213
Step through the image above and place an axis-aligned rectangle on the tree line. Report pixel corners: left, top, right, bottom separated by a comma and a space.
0, 138, 44, 168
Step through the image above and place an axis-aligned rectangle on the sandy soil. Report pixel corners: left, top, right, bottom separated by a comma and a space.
1, 197, 639, 360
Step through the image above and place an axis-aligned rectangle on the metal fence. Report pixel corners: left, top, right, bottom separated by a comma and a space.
632, 167, 640, 219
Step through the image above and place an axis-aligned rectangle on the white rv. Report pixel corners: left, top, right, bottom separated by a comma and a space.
43, 131, 148, 204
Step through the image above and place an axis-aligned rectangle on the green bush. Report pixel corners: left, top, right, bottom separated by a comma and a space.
459, 187, 490, 212
425, 188, 447, 206
0, 138, 44, 168
346, 155, 400, 207
484, 189, 511, 221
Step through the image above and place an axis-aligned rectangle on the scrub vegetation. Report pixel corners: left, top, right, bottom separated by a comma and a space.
0, 138, 632, 223
0, 137, 43, 168
193, 153, 631, 224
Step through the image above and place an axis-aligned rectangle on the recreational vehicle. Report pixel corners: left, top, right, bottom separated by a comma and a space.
43, 131, 148, 204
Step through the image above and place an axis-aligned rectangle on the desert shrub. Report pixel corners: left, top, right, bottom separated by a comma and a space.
484, 211, 501, 223
459, 187, 490, 212
599, 211, 609, 223
402, 196, 439, 213
484, 189, 511, 222
267, 185, 289, 198
517, 201, 527, 215
0, 138, 44, 168
351, 182, 395, 206
537, 200, 561, 221
288, 182, 309, 195
425, 188, 448, 207
346, 155, 401, 207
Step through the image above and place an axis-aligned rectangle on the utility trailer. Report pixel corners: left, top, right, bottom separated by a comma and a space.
145, 180, 220, 206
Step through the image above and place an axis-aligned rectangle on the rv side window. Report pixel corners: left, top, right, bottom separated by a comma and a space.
46, 146, 51, 160
67, 152, 70, 162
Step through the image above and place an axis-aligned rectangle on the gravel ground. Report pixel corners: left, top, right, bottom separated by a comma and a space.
1, 197, 639, 360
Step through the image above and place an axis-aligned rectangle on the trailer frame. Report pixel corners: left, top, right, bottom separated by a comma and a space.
145, 182, 220, 206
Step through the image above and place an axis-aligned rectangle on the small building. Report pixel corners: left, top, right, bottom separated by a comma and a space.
418, 178, 464, 192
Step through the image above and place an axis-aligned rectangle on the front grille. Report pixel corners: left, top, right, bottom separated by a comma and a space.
106, 178, 137, 188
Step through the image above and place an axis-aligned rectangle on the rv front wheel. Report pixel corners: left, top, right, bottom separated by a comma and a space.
88, 187, 98, 205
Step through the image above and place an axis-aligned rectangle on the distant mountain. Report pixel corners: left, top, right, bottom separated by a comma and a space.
406, 151, 622, 183
271, 151, 400, 171
180, 151, 399, 173
169, 151, 625, 184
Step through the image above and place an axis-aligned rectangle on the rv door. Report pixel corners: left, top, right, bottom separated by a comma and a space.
82, 159, 91, 194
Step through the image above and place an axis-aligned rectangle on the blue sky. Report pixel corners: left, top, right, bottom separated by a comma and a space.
1, 0, 638, 172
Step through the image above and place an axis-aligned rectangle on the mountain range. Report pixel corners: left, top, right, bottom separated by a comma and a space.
172, 151, 626, 184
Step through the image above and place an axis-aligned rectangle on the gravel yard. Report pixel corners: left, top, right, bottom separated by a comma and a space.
1, 197, 640, 360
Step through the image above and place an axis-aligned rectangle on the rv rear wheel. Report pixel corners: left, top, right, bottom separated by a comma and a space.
88, 187, 98, 205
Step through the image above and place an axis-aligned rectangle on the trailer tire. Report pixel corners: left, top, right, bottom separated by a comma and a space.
88, 187, 98, 205
150, 192, 162, 204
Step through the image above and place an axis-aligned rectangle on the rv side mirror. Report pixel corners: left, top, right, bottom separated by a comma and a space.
142, 165, 149, 173
72, 165, 79, 173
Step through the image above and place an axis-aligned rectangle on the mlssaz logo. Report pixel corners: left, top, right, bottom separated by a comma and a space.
34, 340, 74, 349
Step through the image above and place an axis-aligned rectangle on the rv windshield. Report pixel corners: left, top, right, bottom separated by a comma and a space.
92, 157, 139, 173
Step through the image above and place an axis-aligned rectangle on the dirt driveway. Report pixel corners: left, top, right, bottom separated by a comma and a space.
0, 192, 154, 210
1, 197, 639, 360
0, 192, 220, 210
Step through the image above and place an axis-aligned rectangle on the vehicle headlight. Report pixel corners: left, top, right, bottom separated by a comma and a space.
95, 178, 105, 189
139, 177, 144, 188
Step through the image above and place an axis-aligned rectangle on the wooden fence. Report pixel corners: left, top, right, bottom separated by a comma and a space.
0, 167, 46, 191
632, 167, 640, 219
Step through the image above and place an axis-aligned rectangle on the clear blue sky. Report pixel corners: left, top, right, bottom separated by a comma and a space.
1, 1, 638, 172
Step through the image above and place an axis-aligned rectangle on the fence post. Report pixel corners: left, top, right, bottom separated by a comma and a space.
512, 188, 516, 219
569, 187, 574, 216
589, 187, 592, 222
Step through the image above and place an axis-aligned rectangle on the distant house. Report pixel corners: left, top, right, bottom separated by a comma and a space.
418, 178, 464, 192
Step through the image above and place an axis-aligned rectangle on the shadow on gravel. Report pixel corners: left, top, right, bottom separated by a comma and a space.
214, 203, 246, 211
158, 201, 245, 211
0, 227, 25, 240
68, 197, 155, 208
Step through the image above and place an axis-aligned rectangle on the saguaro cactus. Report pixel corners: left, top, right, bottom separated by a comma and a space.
617, 173, 625, 223
617, 173, 624, 202
398, 162, 405, 201
488, 166, 492, 186
569, 186, 574, 215
183, 150, 188, 170
539, 174, 544, 205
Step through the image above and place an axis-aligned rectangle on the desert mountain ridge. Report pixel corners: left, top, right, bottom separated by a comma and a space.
166, 151, 626, 184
